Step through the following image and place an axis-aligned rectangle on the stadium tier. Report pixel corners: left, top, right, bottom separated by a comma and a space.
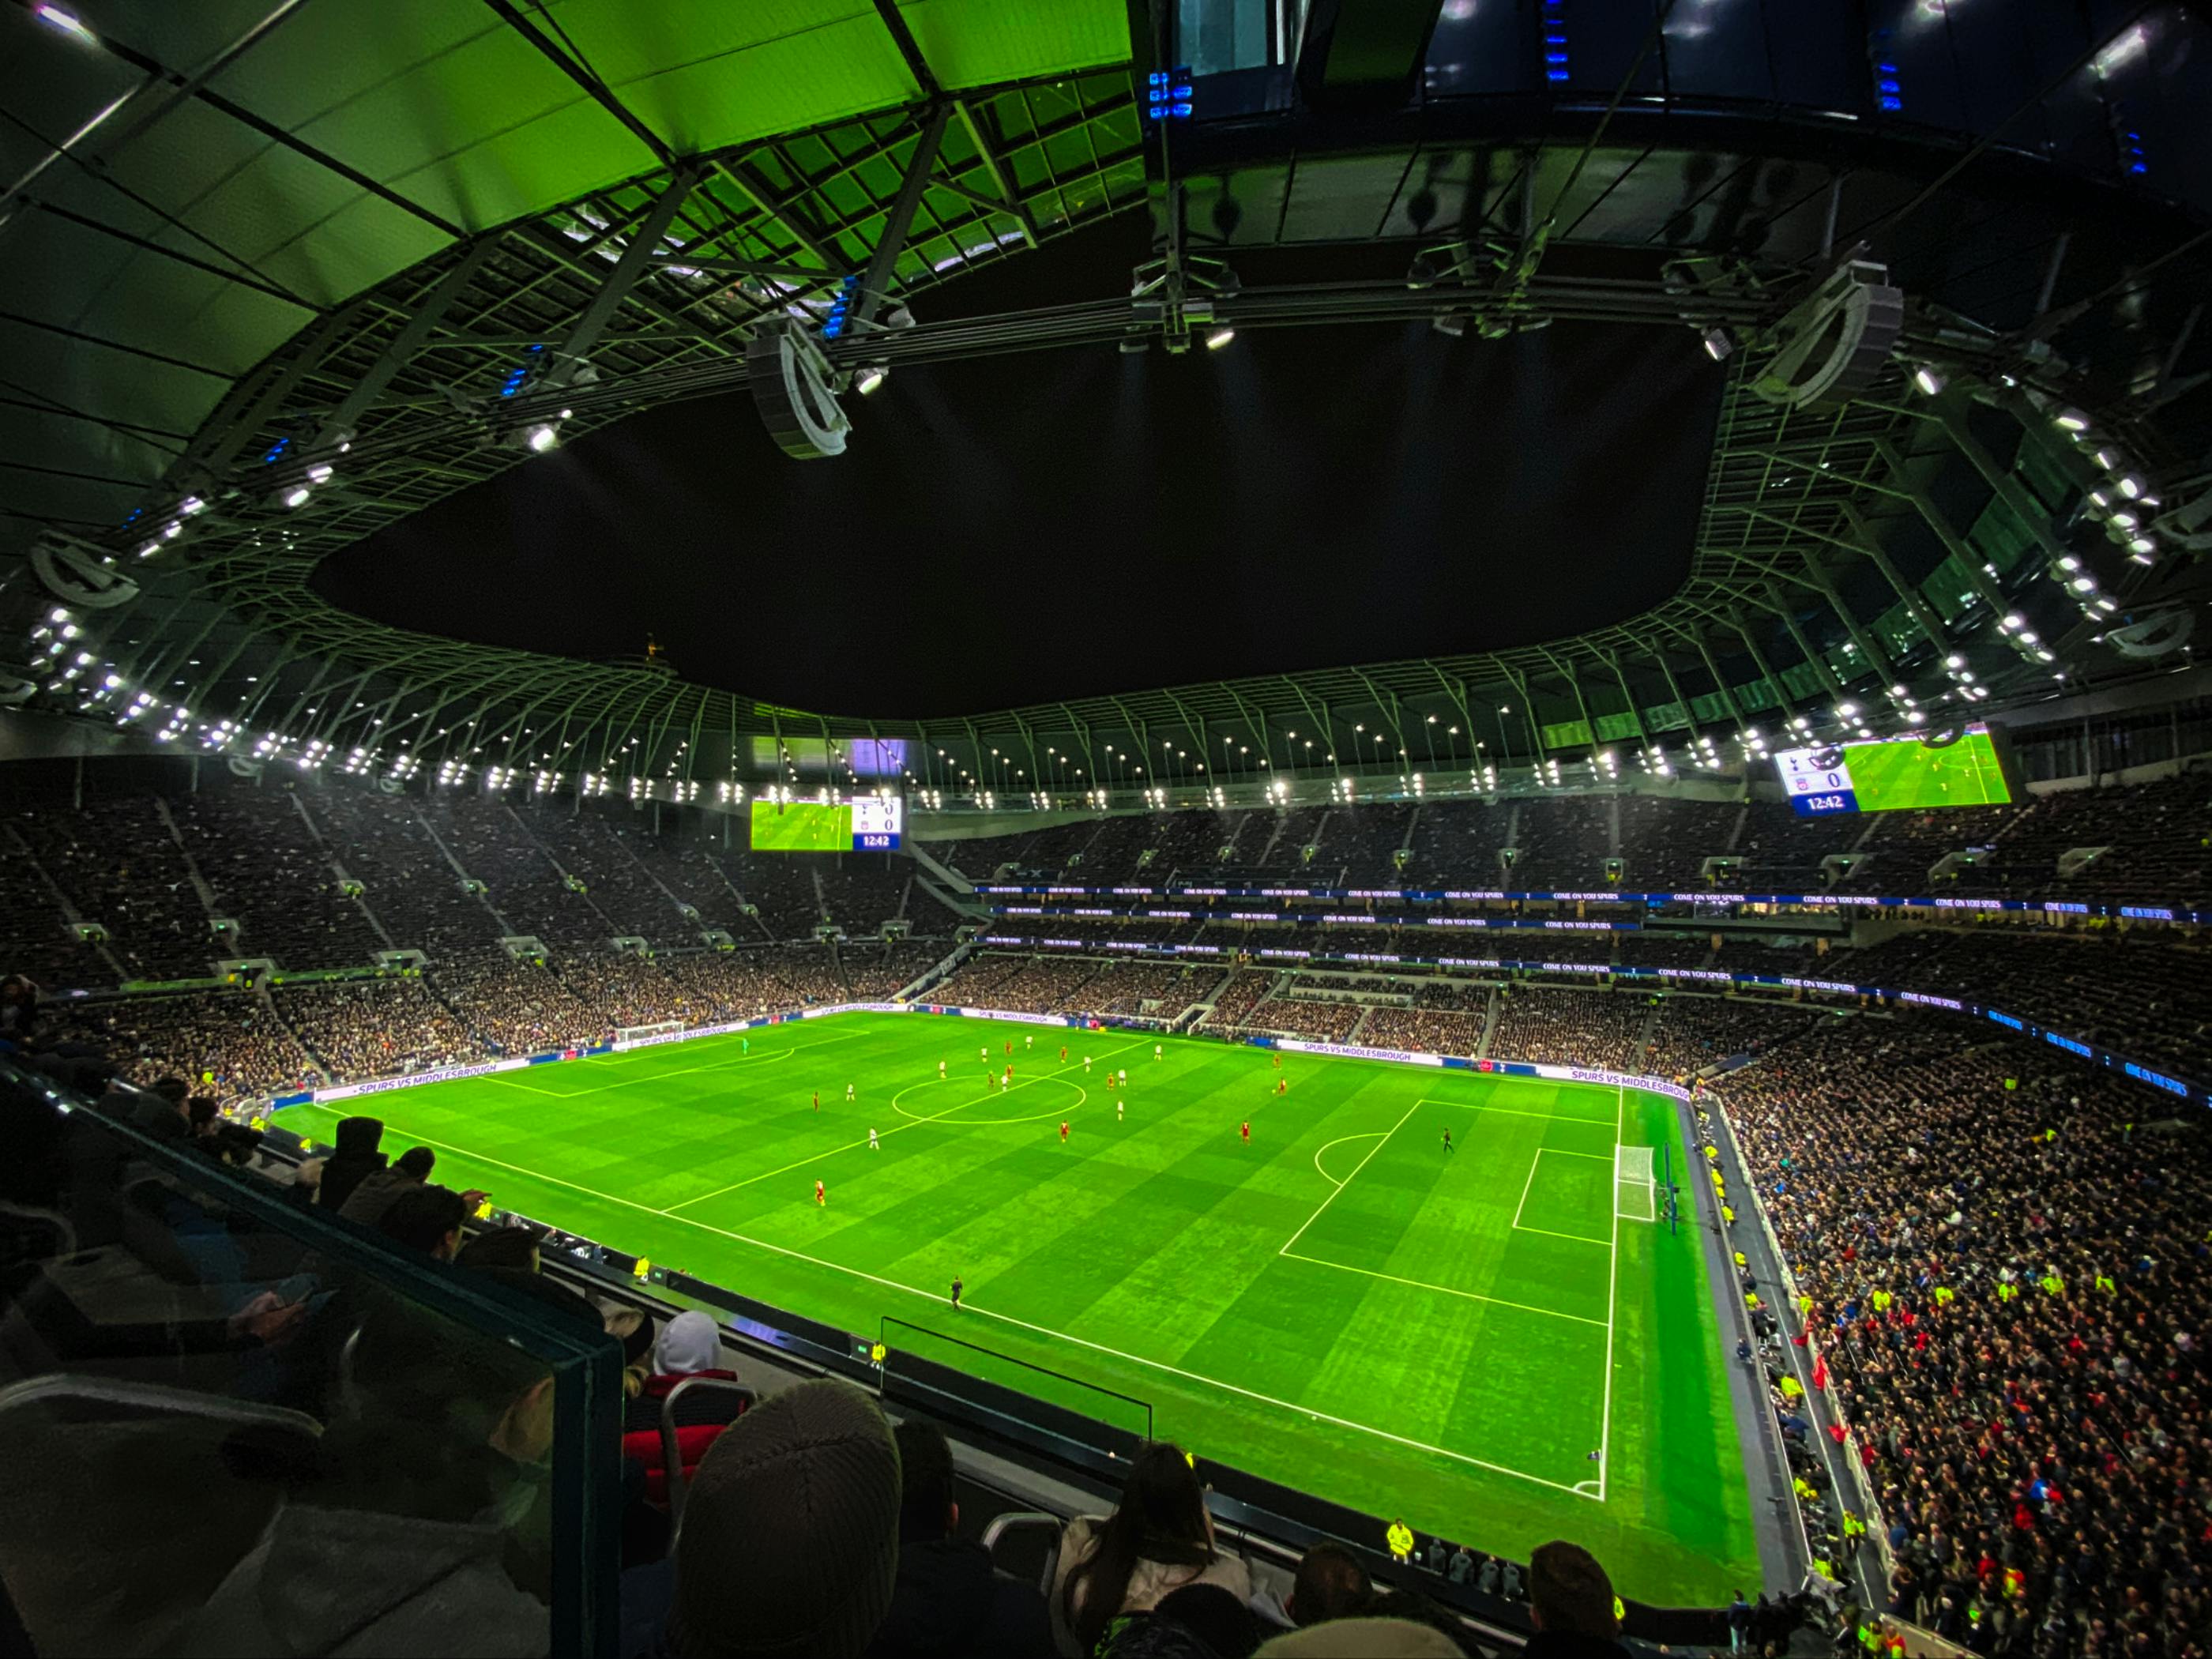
9, 3, 2212, 1653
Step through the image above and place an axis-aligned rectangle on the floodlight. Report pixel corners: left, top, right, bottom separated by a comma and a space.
525, 423, 559, 453
283, 486, 312, 509
1205, 327, 1236, 350
855, 367, 887, 395
36, 5, 93, 41
1701, 326, 1735, 361
1912, 366, 1945, 396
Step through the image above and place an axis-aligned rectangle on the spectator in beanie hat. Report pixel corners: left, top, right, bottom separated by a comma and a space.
633, 1377, 902, 1659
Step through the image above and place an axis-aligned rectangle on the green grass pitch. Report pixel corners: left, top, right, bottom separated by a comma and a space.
275, 1013, 1758, 1602
747, 801, 850, 851
1849, 729, 2011, 811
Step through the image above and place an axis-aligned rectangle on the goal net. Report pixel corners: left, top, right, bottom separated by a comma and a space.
1614, 1145, 1656, 1223
616, 1021, 686, 1044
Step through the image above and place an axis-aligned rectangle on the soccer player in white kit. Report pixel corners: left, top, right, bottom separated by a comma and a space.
1154, 1044, 1163, 1061
1117, 1100, 1124, 1122
845, 1083, 856, 1102
1083, 1055, 1092, 1073
868, 1127, 878, 1150
938, 1059, 946, 1078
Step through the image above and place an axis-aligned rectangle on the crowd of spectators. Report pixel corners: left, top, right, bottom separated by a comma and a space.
51, 988, 314, 1101
174, 785, 386, 970
1829, 927, 2212, 1084
1642, 995, 1823, 1080
273, 977, 479, 1081
1487, 988, 1650, 1070
1714, 1019, 2210, 1659
1203, 969, 1273, 1029
15, 794, 216, 979
432, 951, 599, 1054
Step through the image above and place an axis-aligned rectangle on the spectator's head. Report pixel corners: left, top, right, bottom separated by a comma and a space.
456, 1223, 542, 1273
893, 1418, 957, 1542
1065, 1441, 1213, 1652
1291, 1541, 1372, 1626
186, 1096, 219, 1136
152, 1076, 190, 1107
332, 1115, 384, 1156
654, 1308, 723, 1376
393, 1146, 435, 1181
376, 1183, 468, 1260
668, 1378, 901, 1659
1528, 1542, 1617, 1639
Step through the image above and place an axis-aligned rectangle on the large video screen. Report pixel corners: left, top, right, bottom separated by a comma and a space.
1775, 728, 2011, 818
749, 796, 904, 851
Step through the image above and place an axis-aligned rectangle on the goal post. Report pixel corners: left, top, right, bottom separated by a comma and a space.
1614, 1145, 1656, 1223
616, 1020, 686, 1045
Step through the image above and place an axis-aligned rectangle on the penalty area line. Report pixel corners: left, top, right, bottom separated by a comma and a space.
271, 1101, 1597, 1503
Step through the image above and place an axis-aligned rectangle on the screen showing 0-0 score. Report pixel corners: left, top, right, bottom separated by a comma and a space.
747, 796, 903, 852
1774, 728, 2011, 818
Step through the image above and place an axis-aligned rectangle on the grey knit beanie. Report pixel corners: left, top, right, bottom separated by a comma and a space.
671, 1379, 902, 1659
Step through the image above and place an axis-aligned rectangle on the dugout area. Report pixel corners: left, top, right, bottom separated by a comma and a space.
273, 1010, 1770, 1601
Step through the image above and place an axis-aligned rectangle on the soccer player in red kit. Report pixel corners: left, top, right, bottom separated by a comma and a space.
1059, 1120, 1070, 1143
1003, 1064, 1013, 1086
1240, 1120, 1251, 1146
1059, 1044, 1068, 1063
1275, 1077, 1288, 1097
811, 1090, 819, 1112
1005, 1040, 1013, 1056
1272, 1053, 1281, 1070
814, 1180, 826, 1206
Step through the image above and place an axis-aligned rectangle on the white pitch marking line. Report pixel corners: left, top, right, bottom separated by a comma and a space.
1311, 1131, 1384, 1190
483, 1030, 857, 1100
1416, 1097, 1617, 1127
1598, 1082, 1624, 1503
664, 1033, 1149, 1214
274, 1098, 1595, 1501
1278, 1100, 1420, 1258
1280, 1251, 1608, 1328
1510, 1146, 1546, 1233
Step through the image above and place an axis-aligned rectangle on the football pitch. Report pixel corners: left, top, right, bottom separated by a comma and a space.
274, 1013, 1757, 1602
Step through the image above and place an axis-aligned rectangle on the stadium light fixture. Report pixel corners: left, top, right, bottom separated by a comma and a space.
282, 486, 312, 509
36, 5, 94, 41
1702, 327, 1735, 362
855, 368, 887, 395
1205, 328, 1235, 350
1913, 366, 1945, 397
525, 423, 560, 453
2054, 408, 2090, 431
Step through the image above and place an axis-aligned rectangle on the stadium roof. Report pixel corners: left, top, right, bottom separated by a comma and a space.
4, 1, 2210, 799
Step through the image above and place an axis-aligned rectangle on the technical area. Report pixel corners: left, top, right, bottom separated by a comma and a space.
2, 6, 2210, 1659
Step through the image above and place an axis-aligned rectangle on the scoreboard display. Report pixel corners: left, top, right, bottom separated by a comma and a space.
749, 795, 904, 852
851, 796, 903, 850
1775, 728, 2012, 818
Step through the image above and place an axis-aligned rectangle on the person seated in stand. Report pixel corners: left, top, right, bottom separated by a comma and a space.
1051, 1442, 1251, 1656
1522, 1541, 1627, 1659
863, 1419, 1050, 1658
619, 1308, 746, 1507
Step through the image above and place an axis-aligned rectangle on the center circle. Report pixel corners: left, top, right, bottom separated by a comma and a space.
890, 1070, 1090, 1127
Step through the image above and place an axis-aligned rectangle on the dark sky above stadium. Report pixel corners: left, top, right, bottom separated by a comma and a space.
316, 222, 1723, 720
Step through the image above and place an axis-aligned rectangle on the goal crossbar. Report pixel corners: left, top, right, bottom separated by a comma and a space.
616, 1020, 686, 1043
1614, 1144, 1656, 1223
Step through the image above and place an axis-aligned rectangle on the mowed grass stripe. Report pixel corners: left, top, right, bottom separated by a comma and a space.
274, 1014, 1757, 1604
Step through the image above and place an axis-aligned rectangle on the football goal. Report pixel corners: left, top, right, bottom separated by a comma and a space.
615, 1021, 687, 1046
1614, 1144, 1656, 1223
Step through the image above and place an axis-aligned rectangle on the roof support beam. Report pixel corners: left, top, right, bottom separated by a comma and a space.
482, 0, 674, 168
317, 237, 504, 442
856, 104, 951, 327
954, 100, 1041, 248
552, 169, 701, 378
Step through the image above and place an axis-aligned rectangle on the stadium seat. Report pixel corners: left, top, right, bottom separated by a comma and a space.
0, 1373, 321, 1653
980, 1509, 1065, 1601
653, 1375, 756, 1522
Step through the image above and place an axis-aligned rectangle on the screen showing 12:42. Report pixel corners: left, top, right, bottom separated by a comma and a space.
748, 796, 903, 852
1775, 728, 2011, 818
